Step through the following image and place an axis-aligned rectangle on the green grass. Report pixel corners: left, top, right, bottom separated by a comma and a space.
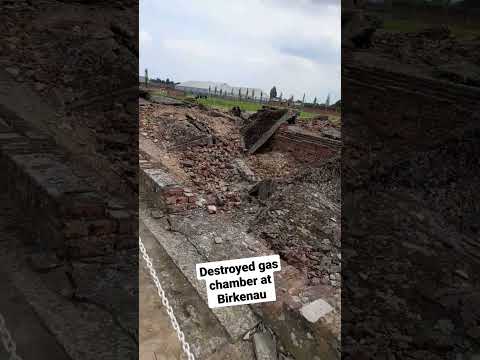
299, 111, 317, 119
196, 97, 264, 112
195, 96, 318, 119
147, 92, 321, 120
150, 89, 168, 96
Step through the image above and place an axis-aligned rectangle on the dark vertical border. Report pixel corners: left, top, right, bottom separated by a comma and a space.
342, 1, 480, 359
0, 1, 138, 359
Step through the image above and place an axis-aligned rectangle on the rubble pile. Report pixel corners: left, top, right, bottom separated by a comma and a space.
140, 105, 207, 147
140, 98, 343, 285
140, 97, 343, 359
297, 116, 340, 136
297, 116, 329, 131
297, 157, 341, 204
179, 143, 245, 211
140, 101, 241, 148
246, 152, 299, 180
251, 158, 341, 287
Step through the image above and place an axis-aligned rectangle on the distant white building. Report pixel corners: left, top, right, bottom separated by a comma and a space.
175, 81, 267, 100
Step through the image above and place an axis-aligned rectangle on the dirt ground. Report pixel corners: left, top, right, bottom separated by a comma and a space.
139, 265, 182, 360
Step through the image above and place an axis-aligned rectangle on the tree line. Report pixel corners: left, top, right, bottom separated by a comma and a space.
269, 85, 338, 108
143, 69, 178, 88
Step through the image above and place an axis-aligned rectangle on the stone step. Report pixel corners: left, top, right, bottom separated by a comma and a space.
139, 220, 256, 359
140, 208, 260, 341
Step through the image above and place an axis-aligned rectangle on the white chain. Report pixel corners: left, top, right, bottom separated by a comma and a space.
0, 313, 22, 360
139, 237, 196, 360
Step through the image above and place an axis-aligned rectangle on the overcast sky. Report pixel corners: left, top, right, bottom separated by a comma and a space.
140, 0, 340, 103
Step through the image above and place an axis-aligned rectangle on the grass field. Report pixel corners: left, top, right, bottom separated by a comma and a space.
197, 97, 264, 112
195, 96, 318, 119
147, 90, 323, 120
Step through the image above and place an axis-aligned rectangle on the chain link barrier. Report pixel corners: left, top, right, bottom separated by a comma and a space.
0, 313, 22, 360
139, 237, 196, 360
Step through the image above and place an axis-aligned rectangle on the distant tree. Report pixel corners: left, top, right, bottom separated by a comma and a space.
302, 93, 306, 104
325, 94, 331, 107
220, 88, 223, 97
270, 86, 277, 99
313, 97, 318, 105
209, 86, 211, 95
279, 92, 283, 101
144, 68, 149, 87
333, 99, 341, 112
238, 88, 242, 99
231, 88, 234, 96
288, 95, 294, 106
246, 88, 249, 99
252, 89, 255, 100
260, 91, 263, 102
214, 86, 217, 95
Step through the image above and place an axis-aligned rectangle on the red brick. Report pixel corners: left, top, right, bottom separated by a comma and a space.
165, 196, 177, 205
164, 187, 183, 196
176, 196, 187, 204
186, 193, 197, 203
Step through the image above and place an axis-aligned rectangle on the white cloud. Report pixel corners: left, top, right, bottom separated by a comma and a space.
140, 0, 340, 102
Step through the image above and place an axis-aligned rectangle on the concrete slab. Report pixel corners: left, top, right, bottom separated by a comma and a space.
242, 109, 297, 155
141, 210, 260, 341
300, 299, 334, 323
139, 220, 233, 358
144, 168, 178, 188
253, 332, 277, 360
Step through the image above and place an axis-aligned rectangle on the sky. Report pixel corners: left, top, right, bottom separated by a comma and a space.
139, 0, 340, 103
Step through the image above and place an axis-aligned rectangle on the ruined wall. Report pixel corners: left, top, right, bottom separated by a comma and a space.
270, 127, 339, 165
140, 165, 200, 213
241, 108, 288, 151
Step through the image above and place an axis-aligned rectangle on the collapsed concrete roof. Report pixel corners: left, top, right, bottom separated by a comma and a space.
241, 108, 298, 155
